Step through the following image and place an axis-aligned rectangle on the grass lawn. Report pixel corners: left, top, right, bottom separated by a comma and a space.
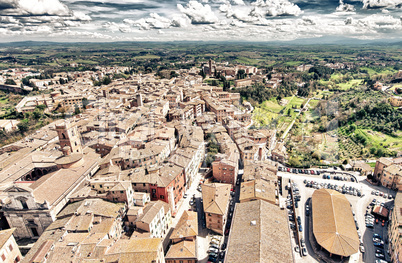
284, 61, 303, 66
361, 129, 402, 151
360, 67, 397, 76
308, 99, 320, 108
135, 54, 160, 59
336, 79, 363, 90
260, 98, 283, 113
252, 107, 278, 127
0, 97, 9, 105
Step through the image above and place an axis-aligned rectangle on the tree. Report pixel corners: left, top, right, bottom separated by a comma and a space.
102, 76, 111, 85
199, 69, 206, 79
17, 119, 29, 134
74, 105, 81, 115
236, 69, 246, 80
5, 79, 16, 85
82, 98, 89, 108
36, 104, 46, 111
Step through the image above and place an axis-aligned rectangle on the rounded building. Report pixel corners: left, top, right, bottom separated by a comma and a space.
312, 189, 359, 258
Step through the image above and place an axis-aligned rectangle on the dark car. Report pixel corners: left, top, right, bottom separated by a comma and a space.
221, 243, 227, 250
373, 233, 382, 239
297, 216, 301, 224
374, 243, 384, 248
316, 171, 321, 175
219, 251, 225, 259
208, 256, 218, 263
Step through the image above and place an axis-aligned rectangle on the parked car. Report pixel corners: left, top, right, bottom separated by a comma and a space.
374, 243, 384, 248
359, 244, 365, 253
210, 244, 219, 250
375, 253, 385, 259
221, 243, 227, 250
294, 245, 300, 253
301, 247, 307, 256
299, 225, 303, 232
373, 233, 382, 239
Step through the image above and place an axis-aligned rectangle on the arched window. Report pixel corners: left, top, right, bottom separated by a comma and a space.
61, 133, 66, 139
17, 197, 28, 209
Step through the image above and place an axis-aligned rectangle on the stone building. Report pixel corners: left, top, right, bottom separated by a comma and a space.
202, 183, 231, 235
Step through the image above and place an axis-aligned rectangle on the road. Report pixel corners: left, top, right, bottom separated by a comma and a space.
279, 171, 395, 263
281, 97, 312, 139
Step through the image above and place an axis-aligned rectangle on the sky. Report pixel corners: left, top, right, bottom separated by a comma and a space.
0, 0, 401, 42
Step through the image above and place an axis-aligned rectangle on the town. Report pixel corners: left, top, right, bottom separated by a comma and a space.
0, 53, 400, 263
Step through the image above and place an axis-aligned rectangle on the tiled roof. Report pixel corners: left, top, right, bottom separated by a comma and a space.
0, 228, 15, 249
312, 189, 359, 257
202, 183, 231, 215
165, 240, 197, 260
225, 200, 292, 263
170, 211, 198, 239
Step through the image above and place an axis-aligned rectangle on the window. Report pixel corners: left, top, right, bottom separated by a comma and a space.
20, 199, 28, 209
8, 244, 13, 251
1, 254, 5, 261
15, 255, 20, 263
120, 191, 124, 194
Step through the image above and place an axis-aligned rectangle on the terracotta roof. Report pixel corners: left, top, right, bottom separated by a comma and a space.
104, 238, 162, 263
373, 205, 389, 218
202, 183, 231, 215
170, 211, 198, 239
136, 200, 168, 225
312, 189, 359, 257
239, 179, 276, 204
225, 200, 292, 263
0, 228, 15, 249
57, 198, 124, 219
165, 240, 197, 260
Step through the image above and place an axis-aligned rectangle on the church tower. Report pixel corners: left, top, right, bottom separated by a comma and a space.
55, 121, 82, 154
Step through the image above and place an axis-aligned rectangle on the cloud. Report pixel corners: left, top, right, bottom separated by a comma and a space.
361, 0, 402, 9
0, 0, 70, 16
252, 0, 303, 17
178, 1, 219, 24
336, 0, 356, 12
123, 13, 190, 31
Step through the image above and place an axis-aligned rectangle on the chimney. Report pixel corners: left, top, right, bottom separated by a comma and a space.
62, 146, 71, 156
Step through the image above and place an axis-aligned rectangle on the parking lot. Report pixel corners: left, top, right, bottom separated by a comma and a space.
279, 169, 396, 263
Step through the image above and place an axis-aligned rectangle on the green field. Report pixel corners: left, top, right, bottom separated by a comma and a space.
252, 107, 278, 127
360, 67, 397, 76
336, 79, 363, 90
361, 129, 402, 151
260, 98, 283, 113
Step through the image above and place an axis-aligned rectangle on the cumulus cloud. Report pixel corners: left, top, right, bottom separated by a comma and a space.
123, 13, 190, 30
0, 0, 92, 39
0, 0, 70, 16
252, 0, 303, 17
361, 0, 402, 9
178, 1, 219, 24
336, 0, 356, 12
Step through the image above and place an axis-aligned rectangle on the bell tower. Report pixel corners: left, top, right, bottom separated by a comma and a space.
55, 121, 82, 154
